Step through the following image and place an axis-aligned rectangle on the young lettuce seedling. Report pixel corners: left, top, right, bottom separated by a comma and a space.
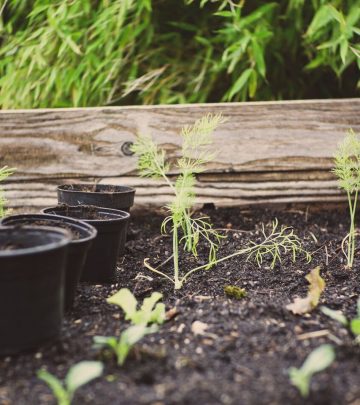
107, 288, 165, 325
94, 324, 158, 366
333, 129, 360, 268
321, 299, 360, 343
94, 289, 165, 365
289, 344, 335, 398
0, 166, 15, 217
37, 361, 103, 405
132, 115, 311, 289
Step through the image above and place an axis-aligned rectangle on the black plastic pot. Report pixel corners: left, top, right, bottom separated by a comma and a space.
42, 205, 130, 284
1, 214, 97, 311
57, 184, 135, 254
0, 226, 71, 356
57, 184, 135, 211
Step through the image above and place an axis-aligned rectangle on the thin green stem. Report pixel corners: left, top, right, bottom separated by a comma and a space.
348, 189, 358, 267
173, 224, 182, 289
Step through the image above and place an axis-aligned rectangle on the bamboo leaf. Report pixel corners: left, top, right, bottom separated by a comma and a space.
227, 68, 253, 100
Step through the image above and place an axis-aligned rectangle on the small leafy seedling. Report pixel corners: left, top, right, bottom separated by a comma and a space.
37, 361, 103, 405
289, 344, 335, 398
94, 289, 165, 365
94, 324, 158, 366
286, 267, 325, 315
321, 299, 360, 342
333, 129, 360, 268
107, 288, 165, 325
0, 166, 15, 217
132, 115, 311, 289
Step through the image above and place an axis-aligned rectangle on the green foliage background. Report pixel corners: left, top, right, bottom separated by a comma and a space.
0, 0, 359, 108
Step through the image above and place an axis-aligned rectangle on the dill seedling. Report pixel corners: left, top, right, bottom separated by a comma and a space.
132, 113, 226, 289
132, 114, 311, 289
333, 129, 360, 268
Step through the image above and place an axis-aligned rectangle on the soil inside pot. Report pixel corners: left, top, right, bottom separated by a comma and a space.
5, 220, 82, 240
0, 242, 27, 250
49, 205, 118, 220
1, 206, 359, 405
61, 184, 131, 193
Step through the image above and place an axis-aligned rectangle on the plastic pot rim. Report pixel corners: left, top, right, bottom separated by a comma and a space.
57, 183, 136, 196
0, 226, 71, 258
41, 205, 130, 224
1, 213, 98, 246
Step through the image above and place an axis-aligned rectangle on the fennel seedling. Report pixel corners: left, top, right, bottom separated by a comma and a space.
333, 129, 360, 268
132, 114, 311, 289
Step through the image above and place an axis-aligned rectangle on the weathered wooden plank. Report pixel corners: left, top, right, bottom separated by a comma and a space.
1, 99, 359, 211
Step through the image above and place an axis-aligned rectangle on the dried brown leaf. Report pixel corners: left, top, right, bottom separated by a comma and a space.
286, 267, 325, 315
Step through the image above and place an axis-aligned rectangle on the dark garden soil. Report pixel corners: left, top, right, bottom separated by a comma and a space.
1, 206, 359, 405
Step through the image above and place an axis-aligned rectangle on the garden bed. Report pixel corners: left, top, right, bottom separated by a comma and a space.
1, 205, 359, 405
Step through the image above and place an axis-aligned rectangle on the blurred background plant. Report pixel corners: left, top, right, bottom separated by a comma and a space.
0, 0, 359, 108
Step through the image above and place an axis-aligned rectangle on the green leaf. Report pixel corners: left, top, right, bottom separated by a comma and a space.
252, 38, 266, 78
227, 68, 253, 100
37, 370, 68, 404
288, 368, 310, 398
93, 335, 117, 350
214, 11, 235, 18
340, 39, 349, 64
248, 69, 258, 98
107, 288, 138, 321
117, 324, 156, 365
149, 303, 166, 324
301, 344, 335, 375
65, 361, 103, 394
306, 5, 335, 37
350, 319, 360, 336
321, 306, 348, 326
289, 345, 335, 398
139, 292, 163, 320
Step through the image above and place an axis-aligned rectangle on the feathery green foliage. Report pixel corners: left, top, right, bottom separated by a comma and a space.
132, 113, 225, 289
132, 114, 311, 289
0, 166, 14, 217
1, 1, 359, 108
333, 129, 360, 268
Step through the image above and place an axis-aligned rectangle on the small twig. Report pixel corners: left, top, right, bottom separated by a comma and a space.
155, 254, 174, 270
296, 329, 329, 341
324, 245, 329, 266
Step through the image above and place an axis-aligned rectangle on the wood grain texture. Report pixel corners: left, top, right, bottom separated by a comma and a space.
1, 99, 359, 211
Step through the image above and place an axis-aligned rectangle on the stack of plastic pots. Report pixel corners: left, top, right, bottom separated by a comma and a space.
43, 183, 135, 283
0, 183, 135, 356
